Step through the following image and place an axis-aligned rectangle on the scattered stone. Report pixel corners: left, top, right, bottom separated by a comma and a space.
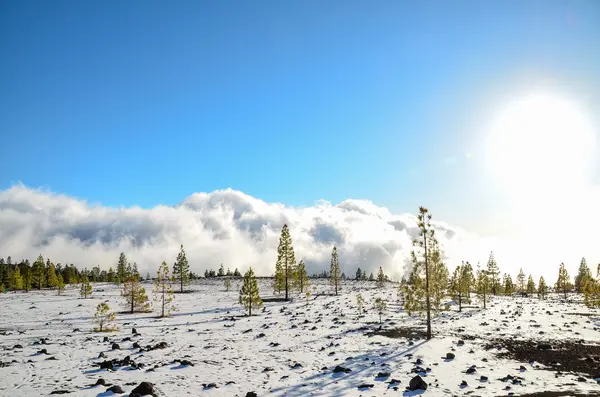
333, 365, 351, 373
130, 381, 154, 396
408, 375, 428, 391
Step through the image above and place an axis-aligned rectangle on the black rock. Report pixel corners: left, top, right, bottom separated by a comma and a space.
333, 365, 351, 373
103, 336, 109, 342
408, 375, 428, 391
358, 384, 374, 389
130, 381, 154, 397
245, 393, 258, 397
94, 379, 106, 386
376, 372, 390, 378
111, 343, 120, 350
445, 353, 455, 360
132, 328, 137, 334
107, 385, 124, 393
100, 361, 113, 370
50, 391, 70, 395
98, 352, 106, 359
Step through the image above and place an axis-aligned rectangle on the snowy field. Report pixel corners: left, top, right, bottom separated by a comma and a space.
2, 279, 600, 397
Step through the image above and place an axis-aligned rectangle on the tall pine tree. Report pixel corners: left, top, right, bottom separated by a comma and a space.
274, 224, 296, 300
555, 262, 571, 300
154, 261, 176, 317
574, 257, 592, 293
117, 252, 128, 284
32, 255, 45, 290
330, 247, 341, 295
172, 244, 190, 293
239, 267, 262, 316
486, 251, 501, 295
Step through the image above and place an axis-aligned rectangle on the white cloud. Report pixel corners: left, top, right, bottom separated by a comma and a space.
0, 184, 595, 281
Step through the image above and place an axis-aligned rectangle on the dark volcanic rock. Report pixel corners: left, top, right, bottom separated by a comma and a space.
408, 375, 428, 391
130, 381, 154, 396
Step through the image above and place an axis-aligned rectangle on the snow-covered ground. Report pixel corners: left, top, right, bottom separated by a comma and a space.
1, 279, 600, 396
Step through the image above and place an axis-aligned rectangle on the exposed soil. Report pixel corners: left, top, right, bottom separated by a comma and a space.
365, 326, 428, 340
485, 339, 600, 378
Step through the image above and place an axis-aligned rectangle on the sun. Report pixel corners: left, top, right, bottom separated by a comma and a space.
484, 93, 596, 196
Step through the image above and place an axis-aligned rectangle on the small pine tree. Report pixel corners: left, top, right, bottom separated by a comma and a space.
123, 276, 151, 313
32, 255, 45, 290
173, 244, 190, 293
374, 297, 387, 324
153, 261, 176, 317
450, 261, 473, 311
526, 275, 536, 295
93, 303, 117, 332
555, 262, 571, 300
80, 275, 92, 298
516, 268, 526, 295
117, 252, 128, 284
233, 268, 241, 277
218, 263, 225, 277
583, 277, 600, 307
356, 293, 364, 315
47, 264, 58, 288
12, 265, 23, 291
476, 266, 489, 309
376, 266, 386, 288
538, 276, 547, 300
296, 260, 309, 293
274, 225, 296, 300
368, 272, 374, 281
239, 267, 262, 316
225, 278, 231, 291
503, 273, 515, 295
356, 267, 363, 280
574, 258, 592, 293
330, 247, 341, 295
107, 267, 116, 283
486, 251, 501, 295
57, 273, 65, 295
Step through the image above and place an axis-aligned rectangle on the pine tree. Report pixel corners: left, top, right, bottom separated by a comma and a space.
122, 276, 151, 313
296, 260, 309, 293
368, 272, 374, 281
516, 268, 526, 295
274, 224, 296, 300
538, 276, 547, 300
356, 268, 363, 280
107, 267, 116, 283
0, 284, 5, 293
57, 274, 65, 295
239, 267, 262, 316
226, 268, 232, 277
374, 297, 387, 324
22, 263, 32, 292
330, 247, 341, 295
429, 245, 449, 312
404, 207, 441, 340
486, 251, 501, 295
93, 303, 117, 332
376, 266, 386, 288
117, 252, 128, 284
47, 263, 58, 289
32, 255, 45, 290
132, 262, 140, 279
356, 293, 364, 315
555, 262, 571, 300
574, 257, 592, 293
476, 266, 490, 309
11, 265, 23, 291
503, 273, 515, 295
153, 261, 176, 317
225, 278, 231, 291
583, 277, 600, 307
450, 261, 473, 311
218, 263, 225, 277
80, 274, 92, 298
172, 244, 190, 293
233, 268, 241, 277
526, 275, 536, 295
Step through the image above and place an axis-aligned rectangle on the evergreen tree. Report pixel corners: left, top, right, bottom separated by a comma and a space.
11, 265, 23, 291
356, 268, 363, 280
153, 261, 176, 317
93, 303, 117, 332
218, 263, 225, 277
486, 251, 501, 295
57, 273, 65, 295
574, 257, 592, 293
80, 274, 92, 298
476, 266, 490, 309
226, 268, 232, 277
32, 255, 45, 290
555, 262, 571, 300
122, 276, 151, 313
239, 267, 262, 316
368, 272, 374, 281
233, 268, 241, 277
450, 261, 472, 311
22, 263, 32, 292
172, 244, 190, 293
296, 260, 309, 293
376, 266, 386, 288
374, 297, 387, 324
47, 263, 58, 288
429, 246, 449, 312
526, 275, 536, 295
538, 276, 548, 299
117, 252, 128, 284
107, 267, 116, 283
0, 284, 4, 293
503, 273, 515, 295
356, 293, 364, 315
274, 224, 296, 300
583, 277, 600, 307
132, 262, 140, 279
330, 247, 341, 295
516, 268, 526, 295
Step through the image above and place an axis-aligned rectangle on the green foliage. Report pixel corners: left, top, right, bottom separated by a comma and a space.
107, 267, 116, 283
476, 266, 490, 308
233, 268, 242, 277
429, 247, 449, 312
117, 252, 128, 284
555, 262, 571, 299
122, 276, 151, 313
376, 266, 386, 288
574, 258, 592, 293
11, 265, 23, 291
368, 272, 374, 281
94, 303, 117, 332
22, 263, 32, 292
57, 273, 65, 295
526, 275, 536, 295
239, 267, 262, 316
330, 247, 341, 295
273, 224, 296, 300
172, 244, 190, 293
0, 283, 5, 293
538, 276, 548, 299
583, 277, 600, 307
450, 261, 473, 311
486, 251, 501, 295
374, 297, 387, 324
32, 255, 45, 290
503, 273, 515, 295
217, 264, 225, 277
47, 263, 58, 288
154, 261, 176, 317
356, 293, 364, 315
355, 267, 363, 280
296, 260, 309, 293
516, 268, 526, 295
80, 274, 92, 298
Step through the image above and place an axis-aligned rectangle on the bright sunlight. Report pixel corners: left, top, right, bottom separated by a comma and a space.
484, 93, 596, 196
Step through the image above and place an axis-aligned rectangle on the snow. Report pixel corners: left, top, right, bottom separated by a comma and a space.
1, 280, 600, 396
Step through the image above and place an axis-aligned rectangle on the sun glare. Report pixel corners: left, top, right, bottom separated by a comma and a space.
484, 93, 596, 196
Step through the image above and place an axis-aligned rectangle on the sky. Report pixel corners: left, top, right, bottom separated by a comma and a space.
1, 1, 599, 278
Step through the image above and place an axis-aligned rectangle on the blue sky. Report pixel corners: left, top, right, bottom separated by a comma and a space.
1, 1, 599, 233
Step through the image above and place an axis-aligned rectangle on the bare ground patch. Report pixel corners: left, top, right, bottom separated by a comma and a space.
365, 326, 428, 340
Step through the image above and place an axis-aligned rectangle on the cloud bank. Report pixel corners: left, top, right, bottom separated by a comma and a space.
1, 184, 595, 281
